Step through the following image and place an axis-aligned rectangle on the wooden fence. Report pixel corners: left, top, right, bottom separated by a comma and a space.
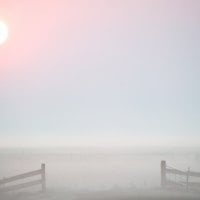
161, 160, 200, 191
0, 164, 46, 193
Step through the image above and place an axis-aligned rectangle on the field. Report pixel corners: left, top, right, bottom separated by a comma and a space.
1, 189, 200, 200
1, 147, 200, 200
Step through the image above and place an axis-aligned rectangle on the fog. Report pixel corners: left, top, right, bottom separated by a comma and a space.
1, 0, 200, 199
1, 147, 200, 199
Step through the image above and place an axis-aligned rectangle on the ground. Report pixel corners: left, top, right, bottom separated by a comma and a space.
1, 188, 200, 200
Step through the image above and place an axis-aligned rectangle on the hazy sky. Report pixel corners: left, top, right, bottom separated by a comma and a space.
0, 0, 200, 147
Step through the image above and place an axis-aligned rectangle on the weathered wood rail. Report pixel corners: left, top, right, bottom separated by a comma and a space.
161, 160, 200, 191
0, 164, 46, 193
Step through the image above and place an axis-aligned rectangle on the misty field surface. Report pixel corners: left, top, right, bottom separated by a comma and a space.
1, 147, 200, 199
1, 189, 200, 200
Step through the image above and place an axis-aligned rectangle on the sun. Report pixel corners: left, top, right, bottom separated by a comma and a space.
0, 21, 8, 45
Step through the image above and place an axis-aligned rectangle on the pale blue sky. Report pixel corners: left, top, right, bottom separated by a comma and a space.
0, 0, 200, 147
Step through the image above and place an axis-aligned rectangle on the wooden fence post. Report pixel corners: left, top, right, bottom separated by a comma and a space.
186, 167, 190, 191
41, 164, 46, 192
161, 160, 166, 188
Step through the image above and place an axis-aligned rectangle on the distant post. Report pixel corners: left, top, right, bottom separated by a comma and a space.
161, 160, 166, 188
41, 163, 46, 192
186, 167, 190, 191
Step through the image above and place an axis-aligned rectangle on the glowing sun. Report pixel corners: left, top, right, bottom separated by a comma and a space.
0, 21, 8, 45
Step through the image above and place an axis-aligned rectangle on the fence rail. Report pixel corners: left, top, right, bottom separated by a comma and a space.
0, 164, 46, 193
161, 160, 200, 191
